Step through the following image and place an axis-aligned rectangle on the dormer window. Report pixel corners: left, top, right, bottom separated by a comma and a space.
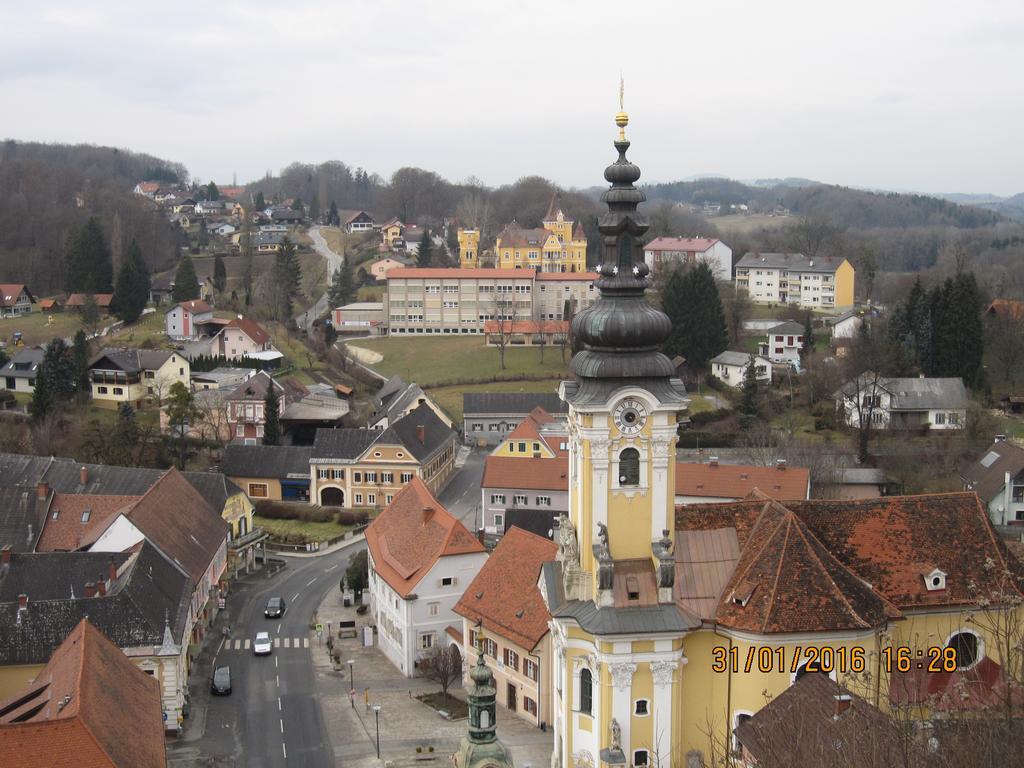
923, 568, 947, 592
731, 580, 756, 607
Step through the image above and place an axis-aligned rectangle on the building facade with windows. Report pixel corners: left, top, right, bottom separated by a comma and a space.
734, 252, 855, 310
642, 237, 733, 280
366, 479, 487, 677
492, 194, 588, 274
463, 392, 568, 446
457, 228, 481, 268
481, 455, 568, 536
88, 348, 190, 408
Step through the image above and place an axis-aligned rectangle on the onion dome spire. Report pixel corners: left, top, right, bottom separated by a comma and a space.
569, 95, 677, 388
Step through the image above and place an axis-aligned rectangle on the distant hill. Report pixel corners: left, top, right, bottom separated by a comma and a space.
0, 140, 186, 294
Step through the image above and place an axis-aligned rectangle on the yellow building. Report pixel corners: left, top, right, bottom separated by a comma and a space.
543, 109, 1024, 768
458, 228, 481, 268
491, 406, 567, 459
493, 194, 588, 273
88, 348, 190, 408
380, 218, 404, 248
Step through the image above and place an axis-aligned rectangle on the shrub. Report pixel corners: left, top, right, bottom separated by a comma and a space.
336, 508, 370, 525
304, 507, 335, 523
254, 500, 300, 520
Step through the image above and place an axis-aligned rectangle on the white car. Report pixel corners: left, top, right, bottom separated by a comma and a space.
253, 631, 272, 656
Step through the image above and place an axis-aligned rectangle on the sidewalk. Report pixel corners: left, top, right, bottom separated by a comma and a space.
312, 589, 554, 767
271, 532, 366, 559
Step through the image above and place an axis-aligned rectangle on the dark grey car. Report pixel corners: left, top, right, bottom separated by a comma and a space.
265, 596, 286, 618
211, 666, 232, 695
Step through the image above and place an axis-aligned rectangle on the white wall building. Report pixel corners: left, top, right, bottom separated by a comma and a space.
165, 300, 214, 341
834, 375, 969, 430
709, 351, 772, 388
643, 237, 733, 280
758, 320, 805, 364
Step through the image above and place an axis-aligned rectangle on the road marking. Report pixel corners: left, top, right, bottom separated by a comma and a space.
276, 674, 280, 687
274, 638, 281, 648
283, 638, 290, 648
305, 578, 317, 587
292, 592, 300, 601
275, 656, 279, 668
280, 718, 284, 733
277, 624, 282, 635
244, 639, 251, 650
217, 637, 225, 655
278, 697, 282, 711
282, 743, 287, 759
304, 638, 310, 648
325, 565, 338, 572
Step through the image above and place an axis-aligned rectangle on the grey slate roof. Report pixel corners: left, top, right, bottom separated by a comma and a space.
463, 392, 566, 418
311, 430, 379, 462
89, 348, 175, 373
962, 440, 1024, 504
0, 551, 131, 602
767, 320, 805, 336
736, 252, 846, 274
0, 346, 44, 379
369, 375, 429, 428
0, 543, 192, 665
181, 472, 245, 511
711, 351, 761, 367
0, 487, 48, 552
827, 310, 858, 326
836, 376, 969, 411
384, 403, 456, 462
221, 444, 313, 479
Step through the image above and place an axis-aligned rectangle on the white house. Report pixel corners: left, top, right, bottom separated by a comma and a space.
828, 310, 863, 339
758, 320, 805, 364
212, 223, 236, 237
165, 300, 214, 341
709, 351, 772, 388
643, 237, 733, 280
365, 478, 487, 677
0, 346, 44, 393
962, 438, 1024, 526
0, 284, 36, 317
834, 374, 969, 430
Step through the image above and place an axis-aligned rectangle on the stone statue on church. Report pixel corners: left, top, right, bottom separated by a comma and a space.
610, 718, 622, 751
654, 529, 675, 589
558, 514, 579, 565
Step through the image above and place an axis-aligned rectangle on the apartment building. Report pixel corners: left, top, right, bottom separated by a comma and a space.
733, 252, 855, 310
643, 237, 733, 280
385, 268, 598, 335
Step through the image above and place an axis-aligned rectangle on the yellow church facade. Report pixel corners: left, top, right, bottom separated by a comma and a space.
543, 108, 1024, 768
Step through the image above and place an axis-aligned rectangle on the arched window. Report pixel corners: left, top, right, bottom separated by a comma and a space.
619, 448, 640, 486
579, 668, 593, 714
948, 631, 980, 669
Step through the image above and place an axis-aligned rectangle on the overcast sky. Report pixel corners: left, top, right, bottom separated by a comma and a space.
2, 0, 1021, 195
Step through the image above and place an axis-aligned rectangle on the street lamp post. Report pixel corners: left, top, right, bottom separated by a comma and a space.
347, 659, 355, 707
373, 705, 381, 759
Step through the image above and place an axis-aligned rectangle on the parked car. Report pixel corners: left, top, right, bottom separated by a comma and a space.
265, 596, 286, 618
254, 631, 273, 656
210, 666, 232, 695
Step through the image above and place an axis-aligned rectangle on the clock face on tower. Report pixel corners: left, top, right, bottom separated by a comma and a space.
613, 398, 648, 436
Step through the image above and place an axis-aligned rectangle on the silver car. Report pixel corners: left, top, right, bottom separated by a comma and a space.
253, 631, 273, 656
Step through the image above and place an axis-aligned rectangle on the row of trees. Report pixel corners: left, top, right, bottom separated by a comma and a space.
64, 217, 154, 324
30, 333, 91, 424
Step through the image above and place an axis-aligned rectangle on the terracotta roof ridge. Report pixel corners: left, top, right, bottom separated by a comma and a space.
726, 500, 787, 608
760, 509, 794, 633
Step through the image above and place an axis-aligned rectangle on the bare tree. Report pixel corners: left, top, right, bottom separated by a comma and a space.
420, 643, 462, 707
722, 285, 751, 346
986, 310, 1024, 392
490, 292, 517, 371
788, 214, 846, 258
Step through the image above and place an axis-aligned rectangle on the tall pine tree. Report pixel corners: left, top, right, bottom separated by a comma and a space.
71, 330, 91, 396
328, 258, 355, 308
263, 379, 281, 446
213, 254, 227, 294
417, 228, 434, 267
65, 217, 114, 293
661, 262, 728, 369
172, 254, 201, 302
273, 237, 301, 320
111, 239, 151, 324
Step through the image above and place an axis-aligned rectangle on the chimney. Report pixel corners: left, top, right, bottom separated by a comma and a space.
1, 545, 11, 565
36, 481, 49, 500
834, 694, 853, 718
84, 582, 96, 598
17, 594, 28, 610
709, 456, 719, 467
108, 559, 118, 583
422, 506, 434, 525
776, 459, 787, 471
416, 425, 426, 444
96, 579, 106, 597
79, 466, 89, 486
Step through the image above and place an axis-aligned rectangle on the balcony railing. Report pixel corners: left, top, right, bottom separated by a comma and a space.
91, 372, 141, 385
228, 527, 267, 550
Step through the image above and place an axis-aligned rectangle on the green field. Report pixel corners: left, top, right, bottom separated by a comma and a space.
426, 379, 563, 423
254, 515, 352, 544
0, 311, 85, 348
349, 336, 570, 388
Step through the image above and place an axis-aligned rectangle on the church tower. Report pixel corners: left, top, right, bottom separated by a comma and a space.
545, 101, 691, 768
452, 632, 515, 768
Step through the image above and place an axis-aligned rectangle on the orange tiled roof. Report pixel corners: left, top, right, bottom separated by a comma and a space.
535, 271, 597, 281
675, 462, 809, 500
218, 316, 270, 346
482, 455, 568, 491
36, 494, 138, 552
365, 478, 484, 597
644, 236, 719, 253
483, 320, 568, 335
0, 619, 166, 767
986, 299, 1024, 322
386, 268, 528, 279
172, 299, 212, 314
0, 284, 29, 306
66, 294, 113, 308
454, 527, 556, 651
507, 407, 554, 440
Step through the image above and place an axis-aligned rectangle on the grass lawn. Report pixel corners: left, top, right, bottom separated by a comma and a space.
106, 310, 172, 348
349, 336, 569, 388
255, 515, 352, 544
687, 394, 716, 415
0, 311, 86, 348
426, 379, 563, 423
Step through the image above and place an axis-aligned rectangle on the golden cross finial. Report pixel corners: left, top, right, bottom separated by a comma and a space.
615, 76, 629, 140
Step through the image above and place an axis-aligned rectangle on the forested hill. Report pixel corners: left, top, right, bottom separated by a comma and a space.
0, 140, 186, 294
643, 177, 1000, 229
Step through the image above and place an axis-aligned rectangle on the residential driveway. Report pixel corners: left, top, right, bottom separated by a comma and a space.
314, 587, 554, 767
308, 226, 343, 278
438, 448, 485, 530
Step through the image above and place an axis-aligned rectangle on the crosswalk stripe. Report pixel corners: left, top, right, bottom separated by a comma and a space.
233, 639, 241, 650
283, 638, 291, 648
304, 638, 310, 648
244, 639, 251, 650
273, 638, 280, 648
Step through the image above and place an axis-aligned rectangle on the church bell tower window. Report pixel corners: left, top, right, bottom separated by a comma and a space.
619, 448, 640, 486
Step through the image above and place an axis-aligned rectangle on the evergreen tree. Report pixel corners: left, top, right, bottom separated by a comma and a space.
800, 311, 814, 362
65, 218, 113, 293
661, 262, 728, 369
71, 330, 91, 396
29, 368, 53, 424
323, 322, 338, 348
79, 295, 101, 337
417, 228, 434, 267
328, 200, 340, 226
213, 254, 227, 294
291, 197, 304, 211
263, 380, 281, 446
206, 181, 219, 201
165, 382, 198, 469
172, 254, 201, 302
253, 191, 266, 210
328, 259, 355, 308
740, 355, 760, 418
111, 239, 150, 324
31, 339, 75, 422
273, 237, 301, 320
111, 404, 140, 466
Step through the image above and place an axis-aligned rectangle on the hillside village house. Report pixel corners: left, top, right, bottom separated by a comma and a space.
828, 309, 863, 338
642, 237, 732, 280
734, 252, 855, 310
133, 181, 161, 197
344, 210, 375, 233
221, 445, 313, 502
490, 407, 569, 460
164, 299, 214, 341
0, 346, 43, 393
481, 455, 568, 537
369, 255, 415, 281
709, 350, 772, 387
366, 479, 487, 676
674, 459, 810, 504
88, 348, 190, 407
758, 320, 805, 364
379, 217, 403, 247
962, 437, 1024, 526
225, 370, 288, 445
66, 293, 114, 314
834, 374, 969, 430
331, 302, 386, 335
483, 319, 569, 347
310, 403, 457, 508
207, 316, 278, 362
0, 284, 35, 317
368, 375, 452, 431
454, 527, 557, 727
254, 232, 285, 253
463, 392, 568, 446
457, 228, 480, 268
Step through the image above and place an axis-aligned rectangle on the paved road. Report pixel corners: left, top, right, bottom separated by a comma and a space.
171, 543, 366, 767
438, 448, 485, 531
295, 226, 343, 330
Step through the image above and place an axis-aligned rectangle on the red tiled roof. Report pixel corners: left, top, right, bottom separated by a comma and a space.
66, 294, 113, 308
365, 478, 484, 597
387, 268, 528, 279
36, 495, 137, 552
0, 619, 166, 767
454, 527, 556, 651
170, 299, 212, 314
507, 407, 554, 440
135, 182, 160, 194
0, 284, 30, 307
535, 272, 597, 281
496, 225, 552, 249
483, 320, 568, 335
218, 316, 270, 346
482, 455, 569, 492
986, 299, 1024, 322
675, 462, 809, 501
644, 236, 719, 253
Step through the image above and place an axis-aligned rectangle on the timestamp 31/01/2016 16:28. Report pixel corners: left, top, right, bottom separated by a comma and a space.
711, 645, 959, 675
